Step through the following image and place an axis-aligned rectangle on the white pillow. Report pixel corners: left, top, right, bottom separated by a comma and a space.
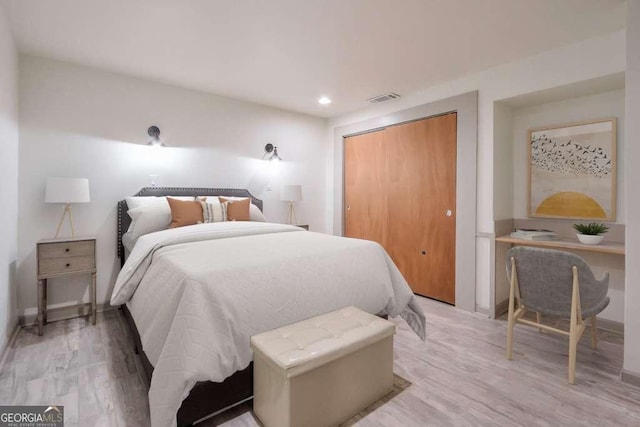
198, 196, 219, 203
198, 196, 266, 222
249, 203, 266, 222
127, 205, 172, 240
126, 196, 193, 210
125, 196, 194, 237
201, 201, 227, 223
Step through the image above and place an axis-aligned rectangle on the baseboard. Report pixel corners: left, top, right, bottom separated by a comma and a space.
494, 298, 623, 334
495, 299, 509, 318
18, 302, 116, 327
621, 369, 640, 387
597, 318, 624, 334
0, 321, 21, 371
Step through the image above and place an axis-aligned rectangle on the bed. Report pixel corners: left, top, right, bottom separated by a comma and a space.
113, 187, 426, 427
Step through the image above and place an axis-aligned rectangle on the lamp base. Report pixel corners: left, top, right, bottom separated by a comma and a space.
54, 203, 76, 239
286, 201, 298, 225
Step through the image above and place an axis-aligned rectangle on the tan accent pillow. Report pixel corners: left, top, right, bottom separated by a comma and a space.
220, 197, 250, 221
167, 197, 204, 228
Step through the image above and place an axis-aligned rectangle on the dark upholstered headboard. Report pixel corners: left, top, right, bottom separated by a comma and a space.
117, 187, 263, 266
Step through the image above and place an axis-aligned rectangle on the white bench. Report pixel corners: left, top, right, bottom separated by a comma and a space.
250, 306, 395, 427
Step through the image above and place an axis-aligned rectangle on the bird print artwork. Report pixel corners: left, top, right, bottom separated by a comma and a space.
529, 119, 616, 220
530, 134, 612, 178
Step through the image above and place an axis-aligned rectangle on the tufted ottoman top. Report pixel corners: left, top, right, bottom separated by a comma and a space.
251, 306, 395, 378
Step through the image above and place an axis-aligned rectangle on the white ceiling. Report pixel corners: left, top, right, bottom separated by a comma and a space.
1, 0, 626, 118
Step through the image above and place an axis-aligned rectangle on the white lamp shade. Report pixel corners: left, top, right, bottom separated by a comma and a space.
45, 177, 90, 203
281, 185, 302, 202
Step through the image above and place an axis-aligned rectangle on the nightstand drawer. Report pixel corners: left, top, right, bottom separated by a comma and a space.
38, 240, 95, 259
38, 256, 96, 276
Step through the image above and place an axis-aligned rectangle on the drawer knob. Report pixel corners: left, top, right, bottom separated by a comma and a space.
65, 248, 70, 252
66, 263, 70, 267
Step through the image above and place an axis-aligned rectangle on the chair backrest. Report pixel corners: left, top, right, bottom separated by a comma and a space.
505, 246, 609, 317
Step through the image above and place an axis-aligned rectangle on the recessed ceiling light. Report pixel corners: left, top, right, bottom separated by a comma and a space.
318, 96, 332, 105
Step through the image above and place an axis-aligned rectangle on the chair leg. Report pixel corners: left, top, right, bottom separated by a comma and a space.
506, 258, 517, 360
568, 266, 580, 385
536, 312, 542, 333
590, 316, 598, 349
568, 319, 579, 384
507, 306, 515, 360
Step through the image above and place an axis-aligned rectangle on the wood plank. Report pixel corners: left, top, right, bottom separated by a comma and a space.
495, 235, 625, 255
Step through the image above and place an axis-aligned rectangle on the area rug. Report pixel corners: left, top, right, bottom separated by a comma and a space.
342, 374, 413, 425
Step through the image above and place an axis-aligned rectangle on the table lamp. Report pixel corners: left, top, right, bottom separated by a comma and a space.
281, 185, 302, 225
45, 177, 90, 238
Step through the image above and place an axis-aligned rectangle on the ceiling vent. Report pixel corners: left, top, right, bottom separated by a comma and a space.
367, 93, 401, 103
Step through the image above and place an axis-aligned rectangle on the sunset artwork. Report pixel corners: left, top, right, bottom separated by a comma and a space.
528, 119, 616, 220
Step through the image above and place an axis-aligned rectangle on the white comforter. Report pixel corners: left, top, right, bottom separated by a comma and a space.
111, 222, 426, 427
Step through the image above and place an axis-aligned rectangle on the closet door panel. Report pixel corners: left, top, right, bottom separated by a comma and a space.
384, 123, 423, 287
344, 113, 457, 304
412, 113, 457, 304
344, 130, 388, 245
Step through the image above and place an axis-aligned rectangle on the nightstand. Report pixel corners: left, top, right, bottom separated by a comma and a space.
296, 224, 309, 230
36, 237, 97, 335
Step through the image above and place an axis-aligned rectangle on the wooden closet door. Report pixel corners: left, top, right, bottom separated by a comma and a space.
344, 129, 388, 245
344, 113, 457, 304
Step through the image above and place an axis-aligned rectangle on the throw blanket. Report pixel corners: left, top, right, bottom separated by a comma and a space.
111, 222, 426, 427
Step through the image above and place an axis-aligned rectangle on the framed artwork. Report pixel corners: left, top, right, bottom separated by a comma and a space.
528, 118, 616, 221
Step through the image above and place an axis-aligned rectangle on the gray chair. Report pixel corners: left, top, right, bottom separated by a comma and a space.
505, 246, 609, 384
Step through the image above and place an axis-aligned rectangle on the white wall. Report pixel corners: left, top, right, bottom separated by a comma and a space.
492, 102, 514, 221
624, 0, 640, 378
0, 7, 19, 350
511, 89, 625, 222
329, 31, 626, 313
17, 55, 328, 318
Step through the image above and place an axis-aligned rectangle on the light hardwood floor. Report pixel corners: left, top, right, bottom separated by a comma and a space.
1, 296, 639, 426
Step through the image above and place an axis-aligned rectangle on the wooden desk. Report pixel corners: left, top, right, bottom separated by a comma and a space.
495, 235, 625, 255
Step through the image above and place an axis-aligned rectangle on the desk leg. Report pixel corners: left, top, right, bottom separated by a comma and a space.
37, 279, 44, 336
43, 278, 47, 325
91, 272, 97, 325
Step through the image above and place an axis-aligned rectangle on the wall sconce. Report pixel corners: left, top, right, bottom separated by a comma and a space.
147, 126, 166, 147
263, 143, 282, 161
